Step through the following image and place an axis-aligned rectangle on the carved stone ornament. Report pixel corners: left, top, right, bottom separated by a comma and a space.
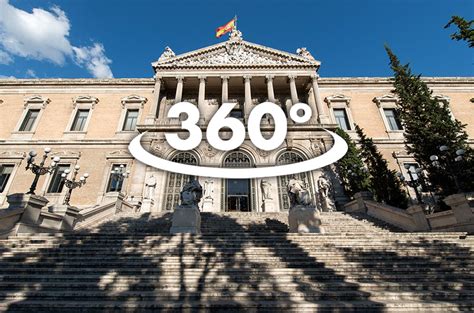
106, 150, 132, 159
50, 151, 81, 159
151, 139, 167, 158
158, 46, 175, 61
256, 148, 271, 158
201, 143, 217, 158
24, 95, 50, 108
0, 151, 25, 159
310, 138, 325, 155
296, 47, 315, 60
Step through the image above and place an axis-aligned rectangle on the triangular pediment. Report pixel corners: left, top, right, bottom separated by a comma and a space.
152, 39, 320, 70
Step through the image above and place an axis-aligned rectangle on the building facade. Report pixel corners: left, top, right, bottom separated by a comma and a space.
0, 30, 473, 212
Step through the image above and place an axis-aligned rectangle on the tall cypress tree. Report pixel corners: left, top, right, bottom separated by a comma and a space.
355, 125, 408, 209
385, 46, 473, 195
335, 128, 371, 198
444, 16, 474, 48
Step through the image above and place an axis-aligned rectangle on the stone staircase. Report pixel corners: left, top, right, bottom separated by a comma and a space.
0, 211, 472, 312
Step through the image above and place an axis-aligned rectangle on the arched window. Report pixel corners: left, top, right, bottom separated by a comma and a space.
277, 150, 311, 211
164, 152, 198, 210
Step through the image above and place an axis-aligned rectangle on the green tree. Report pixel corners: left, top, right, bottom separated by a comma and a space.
355, 125, 408, 209
444, 16, 474, 48
335, 128, 371, 198
385, 46, 473, 195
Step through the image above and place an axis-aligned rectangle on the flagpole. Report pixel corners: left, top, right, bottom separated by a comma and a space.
234, 15, 238, 30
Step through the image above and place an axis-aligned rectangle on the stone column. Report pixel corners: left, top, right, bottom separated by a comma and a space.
175, 76, 184, 104
265, 75, 276, 103
311, 74, 331, 124
243, 75, 252, 119
288, 75, 299, 104
198, 76, 206, 107
221, 75, 229, 103
146, 76, 162, 123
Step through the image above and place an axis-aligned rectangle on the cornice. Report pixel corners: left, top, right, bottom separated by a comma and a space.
0, 77, 472, 88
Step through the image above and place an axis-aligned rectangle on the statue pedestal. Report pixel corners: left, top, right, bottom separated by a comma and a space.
201, 198, 213, 212
170, 205, 201, 234
289, 206, 325, 234
141, 199, 154, 213
262, 199, 277, 212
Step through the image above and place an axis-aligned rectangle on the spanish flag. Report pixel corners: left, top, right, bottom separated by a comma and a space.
216, 18, 236, 38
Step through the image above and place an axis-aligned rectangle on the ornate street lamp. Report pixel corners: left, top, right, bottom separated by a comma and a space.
25, 148, 60, 195
110, 164, 130, 192
397, 165, 423, 204
429, 145, 466, 192
61, 165, 89, 206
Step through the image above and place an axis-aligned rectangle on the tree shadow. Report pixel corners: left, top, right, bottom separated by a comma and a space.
0, 212, 471, 311
336, 236, 474, 310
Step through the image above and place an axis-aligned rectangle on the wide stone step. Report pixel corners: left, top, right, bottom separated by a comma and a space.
1, 281, 471, 292
2, 299, 473, 313
1, 290, 473, 302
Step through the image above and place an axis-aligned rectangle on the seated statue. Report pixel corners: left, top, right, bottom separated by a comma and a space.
287, 178, 313, 208
180, 179, 203, 207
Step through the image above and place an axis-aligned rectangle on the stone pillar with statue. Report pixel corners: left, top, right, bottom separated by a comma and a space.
141, 174, 157, 213
287, 178, 325, 233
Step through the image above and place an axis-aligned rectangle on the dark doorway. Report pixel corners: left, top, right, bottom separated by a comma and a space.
226, 178, 251, 212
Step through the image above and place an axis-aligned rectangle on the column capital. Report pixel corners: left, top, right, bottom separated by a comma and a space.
265, 74, 274, 82
198, 75, 207, 82
243, 75, 252, 82
220, 75, 230, 81
288, 74, 297, 81
153, 74, 162, 80
176, 76, 184, 82
311, 73, 320, 80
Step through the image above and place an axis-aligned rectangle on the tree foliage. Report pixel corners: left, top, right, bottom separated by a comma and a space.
445, 16, 474, 48
335, 128, 371, 198
355, 125, 408, 209
385, 46, 474, 195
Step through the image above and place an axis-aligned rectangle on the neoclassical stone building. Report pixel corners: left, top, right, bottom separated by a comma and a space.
0, 30, 473, 212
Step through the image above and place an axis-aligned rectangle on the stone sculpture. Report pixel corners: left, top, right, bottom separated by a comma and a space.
170, 179, 202, 234
287, 178, 312, 207
287, 178, 324, 234
318, 174, 335, 212
144, 175, 157, 200
261, 180, 273, 200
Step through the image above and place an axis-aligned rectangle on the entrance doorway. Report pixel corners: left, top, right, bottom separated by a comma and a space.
223, 151, 254, 212
226, 179, 251, 212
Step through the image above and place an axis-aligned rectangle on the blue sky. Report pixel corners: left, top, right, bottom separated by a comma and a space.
0, 0, 472, 79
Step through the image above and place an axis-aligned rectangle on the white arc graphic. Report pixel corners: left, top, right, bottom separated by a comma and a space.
128, 129, 348, 179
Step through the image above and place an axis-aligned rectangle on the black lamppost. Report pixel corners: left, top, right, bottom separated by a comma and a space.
397, 165, 423, 204
61, 165, 89, 206
110, 164, 130, 192
25, 148, 60, 195
430, 145, 466, 192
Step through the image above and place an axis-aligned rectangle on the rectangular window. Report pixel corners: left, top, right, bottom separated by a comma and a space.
47, 164, 70, 193
0, 165, 14, 193
384, 108, 403, 131
19, 109, 40, 131
122, 109, 139, 131
333, 108, 351, 130
107, 164, 127, 192
70, 109, 90, 131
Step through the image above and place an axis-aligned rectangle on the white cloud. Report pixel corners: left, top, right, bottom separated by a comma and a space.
25, 69, 37, 78
0, 49, 12, 64
73, 43, 113, 78
0, 0, 113, 78
0, 74, 15, 79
